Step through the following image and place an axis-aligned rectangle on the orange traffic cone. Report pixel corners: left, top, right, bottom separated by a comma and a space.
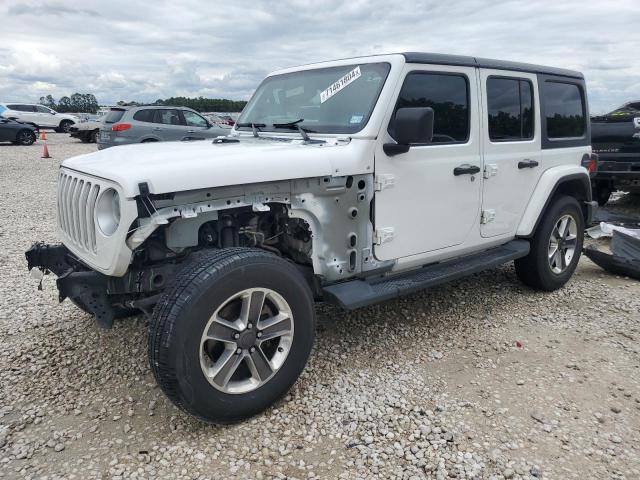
41, 131, 51, 158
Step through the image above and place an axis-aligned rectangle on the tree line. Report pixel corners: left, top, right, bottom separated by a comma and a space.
38, 94, 247, 114
39, 94, 100, 114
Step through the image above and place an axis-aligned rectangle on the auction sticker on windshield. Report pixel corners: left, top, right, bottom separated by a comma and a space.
320, 66, 361, 104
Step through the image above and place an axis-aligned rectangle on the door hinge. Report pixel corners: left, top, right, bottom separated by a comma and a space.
374, 174, 395, 192
374, 227, 395, 245
483, 164, 498, 179
480, 209, 496, 224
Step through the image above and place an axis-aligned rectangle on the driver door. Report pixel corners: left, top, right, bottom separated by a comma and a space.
374, 64, 482, 261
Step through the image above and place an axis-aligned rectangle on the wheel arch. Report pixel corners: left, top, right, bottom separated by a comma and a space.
517, 166, 592, 238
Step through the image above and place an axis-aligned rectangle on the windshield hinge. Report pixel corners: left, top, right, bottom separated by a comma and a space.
374, 174, 395, 192
374, 227, 395, 245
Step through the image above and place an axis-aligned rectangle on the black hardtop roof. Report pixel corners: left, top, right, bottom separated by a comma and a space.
402, 52, 583, 79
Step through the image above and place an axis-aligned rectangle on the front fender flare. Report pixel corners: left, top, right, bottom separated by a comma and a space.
517, 165, 591, 237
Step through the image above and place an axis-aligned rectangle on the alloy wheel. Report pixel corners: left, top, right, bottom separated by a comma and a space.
548, 214, 578, 274
199, 288, 294, 394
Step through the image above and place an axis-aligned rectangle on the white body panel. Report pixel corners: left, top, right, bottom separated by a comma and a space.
373, 63, 483, 261
479, 69, 543, 238
516, 163, 589, 236
62, 136, 377, 197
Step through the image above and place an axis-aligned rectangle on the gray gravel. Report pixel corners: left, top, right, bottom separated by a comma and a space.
1, 133, 639, 479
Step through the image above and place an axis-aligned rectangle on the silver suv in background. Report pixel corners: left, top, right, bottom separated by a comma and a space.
97, 106, 231, 149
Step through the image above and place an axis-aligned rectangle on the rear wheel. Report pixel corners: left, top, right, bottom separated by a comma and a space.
515, 195, 584, 291
149, 248, 315, 424
90, 129, 99, 143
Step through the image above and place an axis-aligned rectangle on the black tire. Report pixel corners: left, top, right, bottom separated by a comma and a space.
16, 129, 36, 145
149, 248, 315, 424
70, 297, 138, 319
141, 138, 158, 143
515, 195, 584, 291
90, 129, 99, 143
595, 183, 612, 206
58, 120, 73, 133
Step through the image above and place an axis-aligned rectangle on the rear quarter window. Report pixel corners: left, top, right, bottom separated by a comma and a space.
104, 109, 126, 124
544, 81, 585, 138
132, 109, 155, 122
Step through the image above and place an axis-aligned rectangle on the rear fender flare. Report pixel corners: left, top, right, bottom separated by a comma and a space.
517, 166, 591, 237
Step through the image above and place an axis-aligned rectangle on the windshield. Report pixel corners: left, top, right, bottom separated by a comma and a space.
237, 62, 391, 134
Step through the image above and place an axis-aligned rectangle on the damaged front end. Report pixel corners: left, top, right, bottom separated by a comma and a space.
25, 242, 173, 328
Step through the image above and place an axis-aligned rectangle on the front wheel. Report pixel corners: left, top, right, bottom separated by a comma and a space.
58, 120, 73, 133
515, 195, 584, 291
149, 248, 315, 424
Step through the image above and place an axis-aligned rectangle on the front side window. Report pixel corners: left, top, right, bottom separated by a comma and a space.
487, 77, 534, 141
183, 111, 208, 128
154, 109, 184, 125
389, 72, 469, 144
237, 63, 391, 134
544, 82, 585, 139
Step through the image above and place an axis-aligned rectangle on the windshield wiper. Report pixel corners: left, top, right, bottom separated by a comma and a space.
235, 122, 266, 137
272, 118, 305, 128
272, 119, 318, 141
236, 122, 266, 128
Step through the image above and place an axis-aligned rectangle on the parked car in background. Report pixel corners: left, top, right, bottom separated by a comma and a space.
97, 106, 230, 149
0, 118, 38, 145
590, 101, 640, 205
0, 103, 77, 132
69, 119, 102, 143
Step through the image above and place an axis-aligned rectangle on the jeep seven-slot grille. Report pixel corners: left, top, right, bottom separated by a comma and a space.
57, 172, 100, 253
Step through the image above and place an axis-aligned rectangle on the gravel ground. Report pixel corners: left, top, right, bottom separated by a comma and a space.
1, 133, 639, 480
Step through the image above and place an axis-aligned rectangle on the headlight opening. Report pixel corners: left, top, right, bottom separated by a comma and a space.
96, 188, 121, 236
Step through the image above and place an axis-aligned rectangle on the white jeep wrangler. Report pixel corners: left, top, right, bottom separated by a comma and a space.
27, 53, 595, 423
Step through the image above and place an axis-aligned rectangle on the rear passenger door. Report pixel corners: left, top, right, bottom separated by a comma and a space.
479, 71, 541, 237
153, 109, 185, 141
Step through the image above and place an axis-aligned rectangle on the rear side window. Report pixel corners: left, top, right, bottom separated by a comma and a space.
133, 109, 155, 122
544, 82, 585, 139
389, 72, 469, 144
104, 109, 126, 124
487, 77, 534, 141
8, 104, 35, 112
154, 109, 184, 125
36, 106, 51, 113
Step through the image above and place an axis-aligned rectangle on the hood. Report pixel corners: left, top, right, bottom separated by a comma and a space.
62, 136, 366, 197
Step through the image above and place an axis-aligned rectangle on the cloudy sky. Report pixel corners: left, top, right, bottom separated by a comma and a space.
0, 0, 638, 113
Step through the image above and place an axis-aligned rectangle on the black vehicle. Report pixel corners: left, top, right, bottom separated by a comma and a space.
0, 118, 38, 145
591, 101, 640, 205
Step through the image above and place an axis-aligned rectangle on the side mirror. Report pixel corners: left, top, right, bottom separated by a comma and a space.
384, 107, 434, 156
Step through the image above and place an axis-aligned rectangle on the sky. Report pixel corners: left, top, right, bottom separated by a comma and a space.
0, 0, 638, 114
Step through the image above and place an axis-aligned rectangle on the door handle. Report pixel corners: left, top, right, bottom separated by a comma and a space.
187, 130, 195, 133
518, 159, 539, 169
453, 164, 481, 176
152, 127, 162, 131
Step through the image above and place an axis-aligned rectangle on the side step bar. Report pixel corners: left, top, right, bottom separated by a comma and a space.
322, 240, 530, 310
